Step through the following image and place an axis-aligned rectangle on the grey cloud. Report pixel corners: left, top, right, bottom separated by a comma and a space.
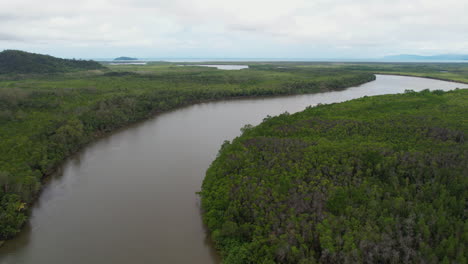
0, 14, 20, 22
0, 0, 467, 58
0, 32, 23, 41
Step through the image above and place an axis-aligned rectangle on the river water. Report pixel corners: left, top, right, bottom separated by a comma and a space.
177, 65, 249, 70
195, 65, 249, 70
0, 75, 466, 264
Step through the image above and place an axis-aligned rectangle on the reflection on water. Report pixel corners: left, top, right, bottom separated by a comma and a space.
196, 65, 249, 70
0, 75, 466, 264
179, 64, 249, 70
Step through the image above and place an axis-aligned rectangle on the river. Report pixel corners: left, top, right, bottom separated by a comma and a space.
0, 75, 466, 264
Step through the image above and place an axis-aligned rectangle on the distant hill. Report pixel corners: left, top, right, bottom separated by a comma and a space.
384, 54, 468, 61
114, 56, 138, 61
0, 50, 104, 74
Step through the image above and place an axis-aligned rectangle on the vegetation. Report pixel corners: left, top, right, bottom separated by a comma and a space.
1, 50, 467, 259
0, 57, 375, 240
340, 63, 468, 84
201, 89, 468, 263
0, 50, 103, 74
244, 62, 468, 84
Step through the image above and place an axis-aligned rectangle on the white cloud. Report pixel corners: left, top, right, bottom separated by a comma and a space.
0, 0, 467, 58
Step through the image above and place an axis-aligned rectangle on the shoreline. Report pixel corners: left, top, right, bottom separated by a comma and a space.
2, 72, 467, 247
0, 74, 376, 245
200, 88, 467, 263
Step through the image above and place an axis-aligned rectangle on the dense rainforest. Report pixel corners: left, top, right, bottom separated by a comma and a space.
0, 55, 376, 241
201, 89, 468, 263
0, 50, 103, 74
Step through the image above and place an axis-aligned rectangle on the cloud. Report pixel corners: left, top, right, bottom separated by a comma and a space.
0, 33, 23, 41
0, 0, 467, 58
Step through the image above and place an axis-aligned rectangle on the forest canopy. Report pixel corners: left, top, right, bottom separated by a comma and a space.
201, 89, 468, 264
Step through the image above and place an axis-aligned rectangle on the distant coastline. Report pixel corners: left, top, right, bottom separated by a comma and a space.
383, 53, 468, 61
89, 57, 468, 63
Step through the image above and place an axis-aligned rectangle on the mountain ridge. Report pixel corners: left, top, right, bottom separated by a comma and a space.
0, 50, 104, 74
384, 54, 468, 61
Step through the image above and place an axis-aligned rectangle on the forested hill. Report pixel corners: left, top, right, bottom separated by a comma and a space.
0, 50, 104, 74
201, 89, 467, 263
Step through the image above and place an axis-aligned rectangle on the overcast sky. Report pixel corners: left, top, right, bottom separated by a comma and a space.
1, 0, 467, 59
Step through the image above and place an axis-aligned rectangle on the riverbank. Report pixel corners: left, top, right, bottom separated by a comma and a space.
1, 75, 466, 263
201, 88, 468, 263
2, 60, 468, 245
0, 67, 375, 241
375, 72, 468, 85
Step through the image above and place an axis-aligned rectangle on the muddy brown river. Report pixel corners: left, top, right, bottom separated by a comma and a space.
0, 75, 466, 263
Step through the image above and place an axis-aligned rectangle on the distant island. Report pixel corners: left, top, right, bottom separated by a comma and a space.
384, 54, 468, 61
114, 56, 138, 61
0, 50, 104, 74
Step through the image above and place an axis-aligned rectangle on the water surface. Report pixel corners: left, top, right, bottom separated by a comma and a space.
197, 65, 249, 70
179, 65, 249, 70
0, 75, 466, 264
